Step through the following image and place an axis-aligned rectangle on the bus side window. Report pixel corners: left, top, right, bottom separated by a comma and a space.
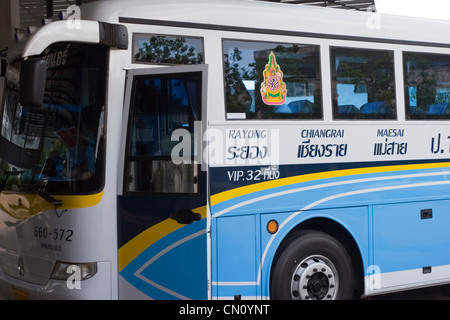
404, 52, 450, 120
125, 72, 201, 194
223, 40, 323, 120
330, 47, 396, 120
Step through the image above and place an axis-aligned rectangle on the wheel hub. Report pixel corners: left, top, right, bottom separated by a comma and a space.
291, 255, 338, 300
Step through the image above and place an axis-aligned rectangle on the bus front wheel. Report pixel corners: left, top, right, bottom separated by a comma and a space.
271, 230, 354, 300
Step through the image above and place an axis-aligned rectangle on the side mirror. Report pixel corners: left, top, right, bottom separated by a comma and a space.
19, 58, 46, 108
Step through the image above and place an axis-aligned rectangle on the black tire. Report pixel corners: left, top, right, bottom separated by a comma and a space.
271, 230, 354, 300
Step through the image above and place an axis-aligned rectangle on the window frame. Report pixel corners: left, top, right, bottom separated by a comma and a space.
222, 38, 323, 121
132, 33, 205, 66
403, 50, 450, 120
121, 65, 207, 196
330, 46, 397, 121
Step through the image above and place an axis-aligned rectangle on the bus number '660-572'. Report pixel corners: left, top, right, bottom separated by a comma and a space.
34, 226, 73, 242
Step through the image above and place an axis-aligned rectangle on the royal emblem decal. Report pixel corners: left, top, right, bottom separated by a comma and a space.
260, 51, 287, 105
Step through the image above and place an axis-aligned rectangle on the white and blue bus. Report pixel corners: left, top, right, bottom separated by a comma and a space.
2, 0, 450, 300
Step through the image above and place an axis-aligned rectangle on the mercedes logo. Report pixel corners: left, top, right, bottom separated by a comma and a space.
17, 257, 25, 277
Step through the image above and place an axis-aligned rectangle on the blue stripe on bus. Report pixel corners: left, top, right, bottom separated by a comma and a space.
120, 218, 207, 300
211, 163, 450, 217
209, 158, 450, 196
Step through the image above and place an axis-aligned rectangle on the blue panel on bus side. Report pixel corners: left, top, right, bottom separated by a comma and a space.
211, 206, 370, 299
210, 163, 450, 298
216, 215, 258, 298
258, 206, 370, 298
120, 218, 207, 300
373, 199, 450, 274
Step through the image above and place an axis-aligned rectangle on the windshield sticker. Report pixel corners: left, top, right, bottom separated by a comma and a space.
260, 51, 287, 106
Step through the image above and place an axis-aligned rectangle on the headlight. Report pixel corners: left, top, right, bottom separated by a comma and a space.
51, 261, 97, 281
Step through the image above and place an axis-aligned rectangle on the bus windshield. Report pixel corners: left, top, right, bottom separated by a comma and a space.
0, 43, 107, 194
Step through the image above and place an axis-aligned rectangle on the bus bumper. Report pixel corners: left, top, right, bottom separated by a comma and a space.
0, 261, 111, 300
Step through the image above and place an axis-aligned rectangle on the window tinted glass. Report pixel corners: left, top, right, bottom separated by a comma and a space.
133, 34, 203, 65
223, 40, 322, 120
0, 43, 106, 194
404, 52, 450, 119
125, 72, 202, 194
331, 47, 396, 120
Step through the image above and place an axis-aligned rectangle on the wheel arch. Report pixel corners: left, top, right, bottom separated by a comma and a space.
270, 217, 365, 297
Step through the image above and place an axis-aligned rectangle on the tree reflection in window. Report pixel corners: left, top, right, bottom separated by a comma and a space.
404, 52, 450, 119
223, 40, 322, 120
133, 35, 203, 65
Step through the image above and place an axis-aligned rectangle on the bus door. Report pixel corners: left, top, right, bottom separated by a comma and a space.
118, 65, 208, 299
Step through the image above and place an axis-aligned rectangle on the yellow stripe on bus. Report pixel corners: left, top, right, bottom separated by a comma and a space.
0, 191, 104, 220
209, 162, 450, 206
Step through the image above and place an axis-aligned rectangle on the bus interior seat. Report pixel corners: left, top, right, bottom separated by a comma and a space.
411, 103, 450, 115
272, 104, 292, 113
337, 104, 359, 114
361, 101, 390, 114
289, 100, 314, 113
273, 100, 314, 113
427, 103, 450, 114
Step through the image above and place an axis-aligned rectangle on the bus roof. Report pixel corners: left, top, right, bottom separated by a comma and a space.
79, 0, 450, 48
273, 0, 376, 11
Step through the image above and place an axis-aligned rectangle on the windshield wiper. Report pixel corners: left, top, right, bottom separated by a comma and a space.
0, 171, 63, 207
22, 184, 63, 207
0, 170, 25, 190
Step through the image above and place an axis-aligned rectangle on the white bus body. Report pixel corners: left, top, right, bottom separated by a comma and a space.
1, 0, 450, 299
